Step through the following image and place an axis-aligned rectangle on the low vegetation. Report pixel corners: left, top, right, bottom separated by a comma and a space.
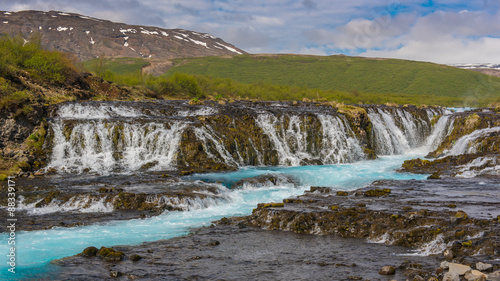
82, 54, 500, 107
0, 33, 79, 83
162, 54, 500, 106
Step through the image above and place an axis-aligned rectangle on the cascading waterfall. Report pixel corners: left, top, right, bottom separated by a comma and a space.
367, 107, 436, 155
317, 114, 364, 163
424, 114, 455, 152
447, 126, 500, 156
48, 121, 185, 173
254, 113, 364, 166
193, 125, 240, 166
254, 114, 313, 166
47, 103, 187, 174
57, 103, 144, 119
46, 102, 446, 173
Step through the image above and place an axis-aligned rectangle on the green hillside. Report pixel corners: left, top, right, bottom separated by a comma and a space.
164, 54, 500, 105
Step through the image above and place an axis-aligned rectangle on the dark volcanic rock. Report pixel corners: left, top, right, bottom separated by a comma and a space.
0, 10, 246, 61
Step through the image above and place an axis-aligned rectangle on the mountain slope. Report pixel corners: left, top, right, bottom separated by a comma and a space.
163, 54, 500, 104
0, 10, 246, 61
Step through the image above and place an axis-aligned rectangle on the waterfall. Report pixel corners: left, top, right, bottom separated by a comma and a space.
57, 103, 144, 119
193, 126, 239, 166
446, 126, 500, 156
317, 114, 364, 163
254, 113, 364, 165
367, 107, 435, 155
424, 114, 455, 152
46, 102, 446, 173
47, 103, 186, 174
255, 114, 313, 166
48, 121, 185, 173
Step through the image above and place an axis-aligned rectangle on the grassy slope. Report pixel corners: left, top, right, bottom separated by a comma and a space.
82, 57, 150, 75
164, 54, 500, 106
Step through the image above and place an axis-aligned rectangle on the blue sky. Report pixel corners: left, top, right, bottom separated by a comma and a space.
1, 0, 500, 63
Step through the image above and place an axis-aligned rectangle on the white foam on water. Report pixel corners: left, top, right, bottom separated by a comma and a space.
57, 103, 144, 119
456, 156, 500, 178
402, 234, 447, 256
17, 195, 113, 215
0, 182, 307, 271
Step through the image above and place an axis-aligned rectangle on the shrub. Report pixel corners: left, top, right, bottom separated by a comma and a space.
169, 73, 203, 98
0, 33, 79, 84
0, 91, 31, 110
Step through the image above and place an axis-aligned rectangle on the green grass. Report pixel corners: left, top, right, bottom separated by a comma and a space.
83, 57, 150, 76
163, 54, 500, 106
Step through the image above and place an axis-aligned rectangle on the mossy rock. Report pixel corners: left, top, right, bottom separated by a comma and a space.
455, 210, 468, 220
179, 169, 195, 176
309, 186, 331, 193
97, 246, 115, 258
401, 158, 431, 171
81, 246, 99, 257
336, 191, 349, 196
104, 251, 125, 262
130, 254, 142, 262
140, 161, 159, 170
219, 217, 230, 225
17, 161, 32, 172
258, 202, 285, 208
364, 148, 377, 160
97, 246, 125, 262
364, 188, 391, 197
427, 172, 441, 179
461, 240, 472, 247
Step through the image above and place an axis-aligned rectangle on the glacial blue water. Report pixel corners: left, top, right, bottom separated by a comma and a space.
0, 153, 428, 280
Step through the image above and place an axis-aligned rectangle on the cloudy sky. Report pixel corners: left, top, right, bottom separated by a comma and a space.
1, 0, 500, 64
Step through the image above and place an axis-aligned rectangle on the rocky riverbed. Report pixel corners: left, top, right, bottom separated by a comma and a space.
52, 176, 500, 280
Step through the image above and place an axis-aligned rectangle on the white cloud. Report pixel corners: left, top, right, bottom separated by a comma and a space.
323, 9, 500, 63
253, 16, 284, 26
361, 36, 500, 64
